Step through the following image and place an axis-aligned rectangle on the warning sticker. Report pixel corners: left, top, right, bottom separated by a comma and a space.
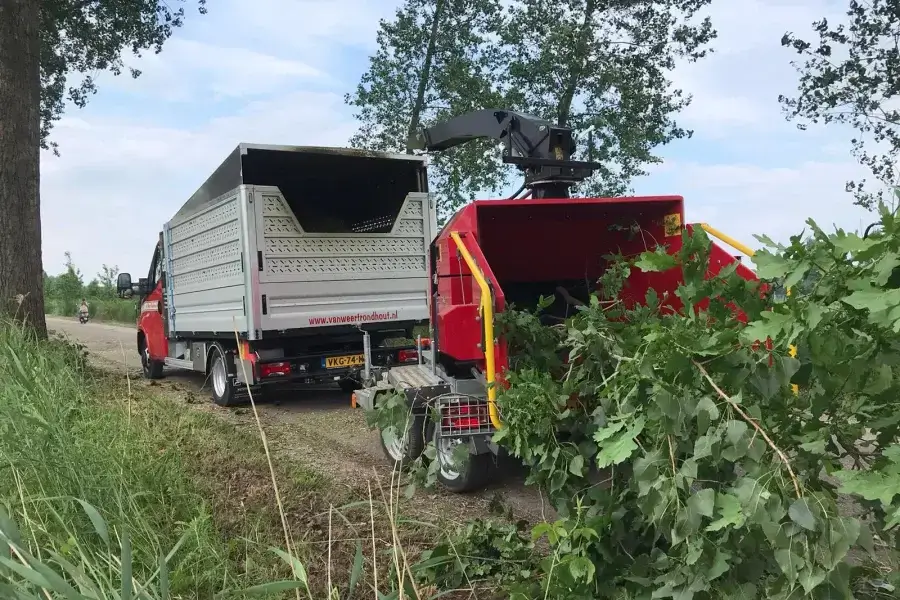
663, 213, 682, 237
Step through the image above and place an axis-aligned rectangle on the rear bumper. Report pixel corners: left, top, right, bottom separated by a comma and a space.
252, 344, 421, 386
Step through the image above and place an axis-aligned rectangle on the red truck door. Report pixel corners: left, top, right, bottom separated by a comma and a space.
139, 237, 167, 361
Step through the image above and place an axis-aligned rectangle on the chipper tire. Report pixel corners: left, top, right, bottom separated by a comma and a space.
379, 413, 427, 469
432, 426, 491, 493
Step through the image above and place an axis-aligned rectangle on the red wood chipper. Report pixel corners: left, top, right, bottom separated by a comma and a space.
353, 109, 759, 492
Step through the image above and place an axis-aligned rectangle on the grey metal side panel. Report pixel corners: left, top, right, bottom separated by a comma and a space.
166, 189, 250, 335
239, 185, 262, 340
254, 187, 434, 332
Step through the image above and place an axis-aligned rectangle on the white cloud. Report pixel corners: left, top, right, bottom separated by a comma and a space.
102, 38, 324, 102
636, 158, 874, 259
670, 0, 848, 138
39, 0, 880, 285
40, 90, 358, 278
209, 0, 392, 53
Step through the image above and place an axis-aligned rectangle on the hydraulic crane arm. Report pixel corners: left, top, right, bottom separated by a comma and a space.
408, 109, 602, 199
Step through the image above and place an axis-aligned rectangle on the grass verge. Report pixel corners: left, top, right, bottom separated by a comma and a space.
45, 297, 137, 324
0, 319, 459, 598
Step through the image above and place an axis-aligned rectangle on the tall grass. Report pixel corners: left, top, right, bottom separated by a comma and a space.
0, 320, 235, 596
0, 319, 454, 599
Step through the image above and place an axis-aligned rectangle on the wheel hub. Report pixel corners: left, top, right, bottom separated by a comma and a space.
385, 427, 409, 462
436, 436, 463, 480
212, 357, 228, 398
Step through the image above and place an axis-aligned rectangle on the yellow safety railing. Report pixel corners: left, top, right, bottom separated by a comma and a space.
698, 223, 799, 394
449, 231, 502, 429
699, 223, 756, 258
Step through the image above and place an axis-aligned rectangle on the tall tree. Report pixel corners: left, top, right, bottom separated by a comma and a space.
780, 0, 900, 210
500, 0, 716, 197
346, 0, 510, 220
347, 0, 716, 216
0, 0, 205, 336
0, 0, 43, 333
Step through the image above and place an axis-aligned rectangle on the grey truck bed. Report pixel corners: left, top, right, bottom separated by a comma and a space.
160, 144, 436, 339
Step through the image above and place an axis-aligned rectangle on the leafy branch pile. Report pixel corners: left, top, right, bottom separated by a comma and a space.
396, 212, 900, 599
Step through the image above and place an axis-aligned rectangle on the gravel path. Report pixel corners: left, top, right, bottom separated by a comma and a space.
47, 316, 551, 525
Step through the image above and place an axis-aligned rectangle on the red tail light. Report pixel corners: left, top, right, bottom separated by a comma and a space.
398, 349, 418, 363
259, 362, 291, 378
440, 402, 489, 432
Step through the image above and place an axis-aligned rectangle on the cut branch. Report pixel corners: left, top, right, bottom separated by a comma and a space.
692, 359, 803, 499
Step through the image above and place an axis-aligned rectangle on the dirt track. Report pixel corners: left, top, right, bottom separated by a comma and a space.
47, 316, 550, 525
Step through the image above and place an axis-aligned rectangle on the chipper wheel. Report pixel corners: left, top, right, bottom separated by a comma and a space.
432, 426, 491, 493
379, 414, 428, 469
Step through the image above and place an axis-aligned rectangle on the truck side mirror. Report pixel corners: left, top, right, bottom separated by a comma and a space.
117, 273, 133, 298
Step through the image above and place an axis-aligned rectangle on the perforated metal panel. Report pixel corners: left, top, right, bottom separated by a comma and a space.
162, 183, 435, 337
165, 190, 252, 335
258, 192, 429, 279
254, 187, 435, 331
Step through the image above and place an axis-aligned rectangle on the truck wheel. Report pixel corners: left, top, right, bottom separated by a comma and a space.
209, 346, 241, 407
379, 414, 427, 468
433, 428, 491, 493
141, 343, 164, 380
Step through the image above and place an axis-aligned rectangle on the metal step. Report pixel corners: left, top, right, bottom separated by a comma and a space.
387, 364, 444, 389
164, 357, 195, 371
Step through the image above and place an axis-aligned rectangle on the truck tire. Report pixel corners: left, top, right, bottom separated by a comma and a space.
209, 345, 243, 407
141, 342, 164, 380
379, 413, 427, 469
432, 427, 491, 493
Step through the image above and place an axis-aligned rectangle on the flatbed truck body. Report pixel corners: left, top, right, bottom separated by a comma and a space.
118, 144, 437, 404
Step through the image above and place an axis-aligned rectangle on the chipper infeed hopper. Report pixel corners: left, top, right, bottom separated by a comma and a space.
354, 109, 759, 492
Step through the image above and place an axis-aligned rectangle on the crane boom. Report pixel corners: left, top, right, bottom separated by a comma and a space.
408, 109, 602, 198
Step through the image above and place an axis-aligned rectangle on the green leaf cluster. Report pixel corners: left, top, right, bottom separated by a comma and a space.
347, 0, 716, 218
780, 0, 900, 210
40, 0, 207, 153
477, 214, 898, 598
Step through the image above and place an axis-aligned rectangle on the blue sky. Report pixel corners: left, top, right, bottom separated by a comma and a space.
40, 0, 874, 279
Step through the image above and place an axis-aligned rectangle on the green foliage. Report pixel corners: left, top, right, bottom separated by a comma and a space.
410, 519, 537, 593
346, 0, 508, 220
497, 0, 715, 199
40, 0, 207, 152
43, 252, 136, 323
348, 0, 716, 217
387, 215, 900, 598
780, 1, 900, 210
0, 319, 231, 596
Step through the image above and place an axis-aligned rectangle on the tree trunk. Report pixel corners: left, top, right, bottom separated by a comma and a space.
557, 0, 598, 127
0, 0, 46, 337
405, 0, 447, 153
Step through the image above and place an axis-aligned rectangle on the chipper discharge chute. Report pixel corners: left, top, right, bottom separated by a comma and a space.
353, 109, 759, 492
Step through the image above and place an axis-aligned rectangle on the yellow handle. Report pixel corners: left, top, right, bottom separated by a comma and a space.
699, 223, 799, 394
449, 231, 502, 429
699, 223, 756, 258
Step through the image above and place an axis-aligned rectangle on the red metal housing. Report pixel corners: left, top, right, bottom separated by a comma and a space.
430, 195, 758, 377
